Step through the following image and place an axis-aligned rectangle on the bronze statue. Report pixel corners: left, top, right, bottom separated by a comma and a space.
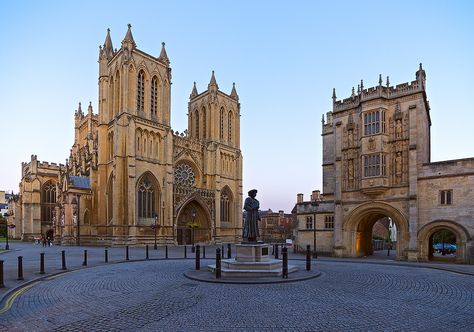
243, 189, 260, 242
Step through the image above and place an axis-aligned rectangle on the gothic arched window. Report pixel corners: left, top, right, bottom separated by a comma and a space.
41, 181, 56, 223
137, 174, 157, 219
220, 107, 225, 140
151, 76, 158, 118
195, 110, 200, 139
228, 111, 233, 143
137, 70, 145, 113
202, 107, 207, 140
220, 188, 232, 223
107, 175, 113, 222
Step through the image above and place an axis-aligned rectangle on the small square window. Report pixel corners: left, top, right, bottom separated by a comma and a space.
440, 190, 453, 205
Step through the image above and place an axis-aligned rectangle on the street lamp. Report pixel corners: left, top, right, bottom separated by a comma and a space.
3, 212, 10, 250
153, 213, 159, 250
311, 202, 318, 259
191, 208, 196, 253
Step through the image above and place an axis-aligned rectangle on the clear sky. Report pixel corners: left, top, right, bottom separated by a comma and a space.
1, 0, 473, 212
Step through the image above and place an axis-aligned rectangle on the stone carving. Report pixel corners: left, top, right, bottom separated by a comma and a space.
395, 152, 402, 184
243, 189, 260, 242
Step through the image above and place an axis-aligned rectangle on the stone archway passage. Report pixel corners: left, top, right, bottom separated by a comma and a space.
177, 200, 211, 245
418, 220, 471, 264
344, 202, 409, 260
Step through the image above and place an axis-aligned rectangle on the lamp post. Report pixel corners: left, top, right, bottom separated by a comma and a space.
3, 213, 10, 250
191, 208, 196, 253
311, 202, 318, 259
153, 213, 158, 250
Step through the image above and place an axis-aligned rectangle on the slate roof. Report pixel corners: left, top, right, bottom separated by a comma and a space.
70, 176, 91, 189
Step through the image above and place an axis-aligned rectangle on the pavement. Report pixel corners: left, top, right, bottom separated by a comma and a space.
0, 242, 473, 331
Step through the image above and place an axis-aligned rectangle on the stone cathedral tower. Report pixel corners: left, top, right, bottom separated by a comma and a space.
12, 25, 243, 246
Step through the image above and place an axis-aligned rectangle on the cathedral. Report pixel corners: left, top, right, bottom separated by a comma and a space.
295, 65, 474, 263
9, 25, 243, 245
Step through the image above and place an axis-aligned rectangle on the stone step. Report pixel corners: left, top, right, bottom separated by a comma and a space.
207, 264, 298, 278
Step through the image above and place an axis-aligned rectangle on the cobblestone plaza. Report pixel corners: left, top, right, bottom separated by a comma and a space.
1, 244, 473, 331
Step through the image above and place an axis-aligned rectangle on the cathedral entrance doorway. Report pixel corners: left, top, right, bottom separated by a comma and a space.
344, 202, 409, 260
176, 200, 211, 245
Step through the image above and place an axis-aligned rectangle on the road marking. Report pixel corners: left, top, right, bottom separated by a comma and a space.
0, 282, 39, 315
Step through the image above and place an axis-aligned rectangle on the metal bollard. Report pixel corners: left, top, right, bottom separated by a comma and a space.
306, 245, 311, 271
61, 250, 67, 270
82, 250, 88, 266
165, 245, 168, 259
195, 245, 201, 270
216, 248, 222, 279
275, 244, 279, 259
184, 245, 187, 258
227, 243, 232, 259
146, 245, 149, 260
202, 245, 206, 258
0, 260, 4, 288
105, 248, 109, 263
221, 245, 224, 257
282, 247, 288, 279
18, 256, 24, 280
126, 246, 129, 261
40, 253, 45, 274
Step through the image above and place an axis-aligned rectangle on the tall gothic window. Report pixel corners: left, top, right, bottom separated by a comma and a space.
41, 182, 56, 223
220, 188, 232, 223
228, 111, 233, 143
195, 110, 200, 139
137, 174, 157, 219
220, 107, 225, 140
151, 76, 158, 118
137, 70, 145, 113
107, 175, 113, 222
202, 107, 207, 140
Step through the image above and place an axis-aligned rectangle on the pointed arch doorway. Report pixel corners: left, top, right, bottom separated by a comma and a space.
177, 200, 211, 245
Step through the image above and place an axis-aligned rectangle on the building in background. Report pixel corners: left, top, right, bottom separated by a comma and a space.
11, 25, 243, 246
296, 65, 474, 263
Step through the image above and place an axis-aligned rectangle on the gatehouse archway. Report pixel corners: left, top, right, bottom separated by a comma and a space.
176, 200, 211, 245
344, 202, 409, 260
418, 220, 470, 263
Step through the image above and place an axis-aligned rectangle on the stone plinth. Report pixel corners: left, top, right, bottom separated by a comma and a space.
208, 243, 298, 278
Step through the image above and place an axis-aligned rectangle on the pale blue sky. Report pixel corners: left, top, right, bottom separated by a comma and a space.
1, 0, 473, 212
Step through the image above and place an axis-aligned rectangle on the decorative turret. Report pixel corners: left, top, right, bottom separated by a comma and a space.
378, 74, 383, 87
332, 88, 336, 104
121, 24, 136, 50
416, 62, 426, 85
87, 102, 93, 115
230, 82, 239, 101
103, 28, 114, 59
158, 42, 170, 66
75, 102, 83, 119
208, 70, 218, 90
190, 81, 198, 99
360, 79, 364, 90
386, 76, 390, 88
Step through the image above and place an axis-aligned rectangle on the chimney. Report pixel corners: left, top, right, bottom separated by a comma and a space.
311, 190, 321, 202
297, 193, 303, 204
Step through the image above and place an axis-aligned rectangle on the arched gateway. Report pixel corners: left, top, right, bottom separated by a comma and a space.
344, 202, 409, 260
176, 199, 212, 245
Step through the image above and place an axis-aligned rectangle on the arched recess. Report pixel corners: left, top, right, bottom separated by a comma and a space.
128, 64, 136, 112
220, 186, 234, 226
151, 75, 159, 119
41, 180, 56, 223
194, 109, 200, 139
136, 171, 161, 225
418, 220, 471, 263
107, 173, 114, 224
114, 70, 121, 117
201, 106, 207, 140
176, 197, 212, 245
228, 111, 234, 144
344, 201, 409, 260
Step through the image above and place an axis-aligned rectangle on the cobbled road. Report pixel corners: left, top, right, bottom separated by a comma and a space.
0, 260, 473, 331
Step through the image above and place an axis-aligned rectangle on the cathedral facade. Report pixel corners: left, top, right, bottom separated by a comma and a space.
295, 65, 474, 263
10, 25, 243, 245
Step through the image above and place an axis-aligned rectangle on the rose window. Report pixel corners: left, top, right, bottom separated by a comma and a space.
175, 164, 196, 186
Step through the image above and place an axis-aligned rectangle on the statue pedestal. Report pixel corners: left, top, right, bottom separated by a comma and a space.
208, 243, 298, 278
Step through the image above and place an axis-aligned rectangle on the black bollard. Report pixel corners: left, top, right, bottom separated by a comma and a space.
40, 253, 45, 274
202, 245, 206, 259
18, 256, 24, 281
105, 248, 109, 263
146, 245, 149, 260
184, 245, 187, 258
227, 243, 232, 259
165, 245, 168, 259
195, 245, 201, 270
272, 244, 275, 255
82, 250, 88, 266
221, 245, 224, 257
216, 248, 222, 279
61, 250, 67, 270
0, 260, 4, 288
275, 244, 279, 259
282, 247, 288, 279
126, 246, 129, 261
306, 245, 311, 271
